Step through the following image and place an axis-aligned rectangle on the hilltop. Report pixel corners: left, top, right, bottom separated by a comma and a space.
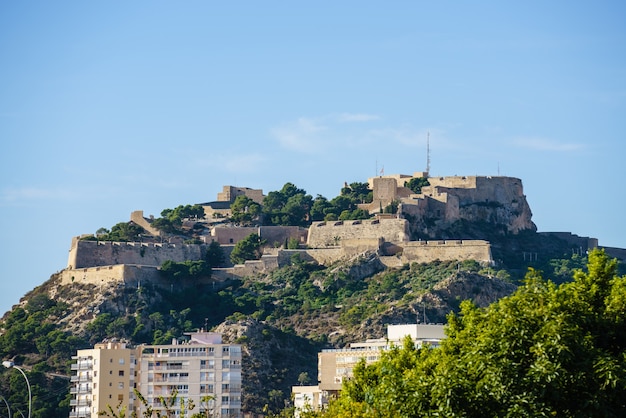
1, 172, 623, 416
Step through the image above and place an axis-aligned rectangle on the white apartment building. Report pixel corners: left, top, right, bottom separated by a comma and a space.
292, 324, 445, 416
69, 332, 242, 418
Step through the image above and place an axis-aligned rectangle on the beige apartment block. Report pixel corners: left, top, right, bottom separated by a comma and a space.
69, 341, 136, 418
69, 332, 242, 418
317, 324, 445, 394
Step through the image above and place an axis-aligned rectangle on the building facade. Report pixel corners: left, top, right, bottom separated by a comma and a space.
294, 324, 446, 416
69, 341, 136, 418
69, 332, 242, 418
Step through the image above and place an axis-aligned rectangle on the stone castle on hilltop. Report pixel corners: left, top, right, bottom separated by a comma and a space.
60, 172, 605, 288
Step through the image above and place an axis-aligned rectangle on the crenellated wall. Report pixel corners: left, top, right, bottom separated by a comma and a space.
401, 239, 492, 264
307, 219, 409, 248
67, 238, 205, 269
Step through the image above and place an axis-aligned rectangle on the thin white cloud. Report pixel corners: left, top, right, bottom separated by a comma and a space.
220, 153, 268, 173
270, 117, 328, 152
366, 127, 447, 149
1, 187, 65, 202
512, 137, 584, 152
0, 185, 115, 204
188, 152, 268, 173
337, 113, 381, 122
271, 114, 443, 154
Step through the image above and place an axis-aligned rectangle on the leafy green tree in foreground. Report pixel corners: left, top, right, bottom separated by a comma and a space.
316, 249, 626, 417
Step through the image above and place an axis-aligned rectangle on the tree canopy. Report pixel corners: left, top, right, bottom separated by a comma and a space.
404, 177, 430, 194
152, 204, 205, 233
230, 233, 267, 265
315, 249, 626, 417
230, 195, 262, 226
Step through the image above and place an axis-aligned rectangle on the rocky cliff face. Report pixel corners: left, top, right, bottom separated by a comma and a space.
404, 176, 536, 239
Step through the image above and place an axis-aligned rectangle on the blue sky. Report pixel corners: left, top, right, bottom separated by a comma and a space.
1, 1, 625, 314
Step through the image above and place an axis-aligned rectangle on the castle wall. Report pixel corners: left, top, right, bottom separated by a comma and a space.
68, 239, 205, 269
368, 177, 399, 212
210, 226, 307, 247
401, 240, 492, 264
427, 175, 478, 190
277, 248, 346, 266
60, 264, 218, 289
342, 238, 383, 256
307, 219, 409, 248
60, 265, 161, 287
217, 186, 264, 204
130, 211, 161, 236
61, 241, 494, 288
602, 246, 626, 262
538, 232, 600, 252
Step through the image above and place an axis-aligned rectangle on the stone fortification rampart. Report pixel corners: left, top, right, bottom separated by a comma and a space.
425, 176, 525, 206
307, 219, 408, 248
130, 211, 161, 236
217, 185, 264, 204
539, 232, 598, 250
68, 238, 204, 269
401, 239, 492, 264
60, 264, 160, 287
60, 264, 217, 289
210, 226, 307, 247
426, 175, 478, 189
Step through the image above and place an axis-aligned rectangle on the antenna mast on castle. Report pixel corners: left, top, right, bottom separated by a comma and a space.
426, 131, 431, 175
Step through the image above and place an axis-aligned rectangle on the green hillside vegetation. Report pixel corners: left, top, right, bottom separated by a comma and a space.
0, 247, 605, 416
1, 180, 623, 417
307, 249, 626, 418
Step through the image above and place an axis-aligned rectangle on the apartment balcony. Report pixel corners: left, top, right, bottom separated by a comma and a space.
71, 362, 93, 370
151, 389, 190, 397
69, 386, 91, 394
70, 374, 92, 382
69, 399, 92, 407
147, 376, 189, 383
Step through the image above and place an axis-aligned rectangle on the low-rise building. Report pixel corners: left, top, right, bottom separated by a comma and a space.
292, 385, 328, 418
294, 324, 445, 416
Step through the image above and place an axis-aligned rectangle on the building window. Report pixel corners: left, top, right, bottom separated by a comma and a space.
118, 382, 124, 389
119, 370, 124, 376
118, 394, 124, 401
119, 358, 125, 365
